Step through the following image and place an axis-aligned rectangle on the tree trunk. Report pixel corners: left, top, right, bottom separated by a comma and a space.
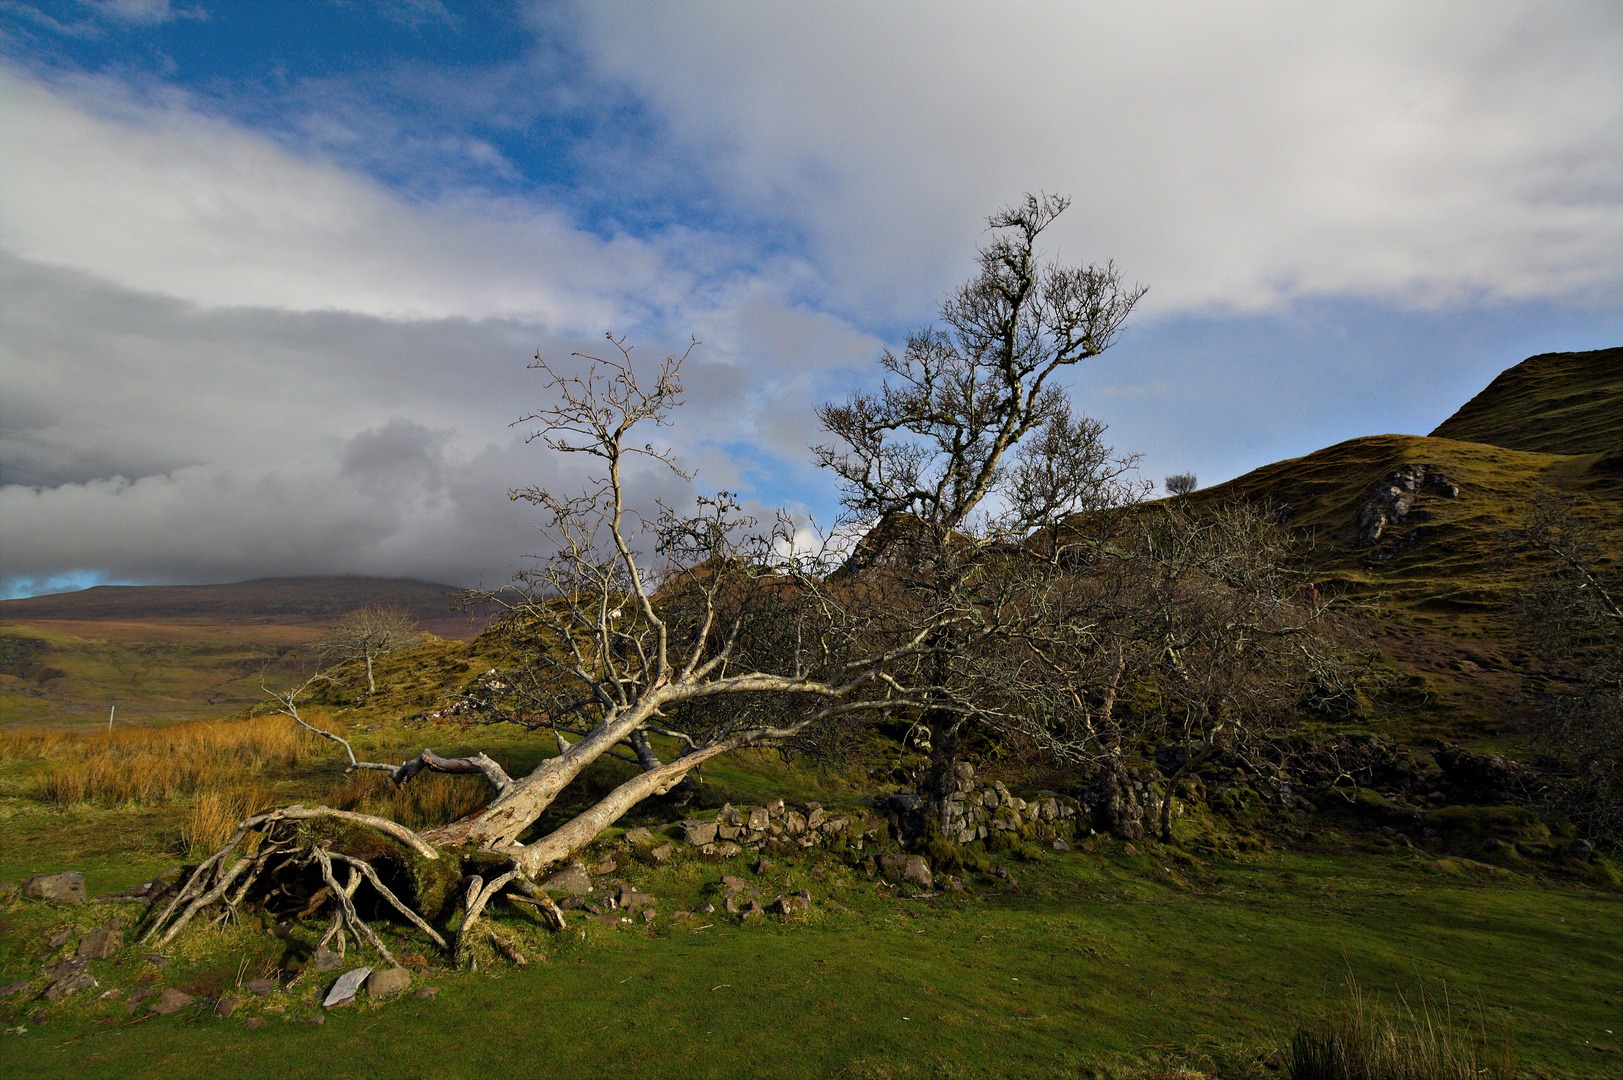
364, 653, 376, 695
1102, 758, 1145, 841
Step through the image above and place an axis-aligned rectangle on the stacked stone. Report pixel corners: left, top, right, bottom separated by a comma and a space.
681, 798, 855, 858
939, 762, 1086, 845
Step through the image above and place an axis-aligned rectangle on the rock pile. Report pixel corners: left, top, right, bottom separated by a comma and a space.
936, 763, 1086, 845
680, 798, 858, 858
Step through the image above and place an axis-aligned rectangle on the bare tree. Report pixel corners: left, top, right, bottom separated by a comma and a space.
145, 335, 934, 964
1164, 473, 1198, 497
815, 191, 1148, 814
317, 604, 420, 695
1508, 493, 1622, 839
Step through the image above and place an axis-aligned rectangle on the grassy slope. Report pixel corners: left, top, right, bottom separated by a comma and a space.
1181, 348, 1621, 746
1429, 347, 1623, 456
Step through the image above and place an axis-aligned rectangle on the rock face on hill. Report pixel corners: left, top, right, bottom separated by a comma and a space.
1429, 347, 1622, 456
1355, 463, 1458, 543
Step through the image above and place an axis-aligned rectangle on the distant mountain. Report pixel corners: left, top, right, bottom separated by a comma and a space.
0, 576, 485, 641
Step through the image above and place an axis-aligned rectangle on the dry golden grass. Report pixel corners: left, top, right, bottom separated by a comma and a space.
181, 780, 281, 858
328, 768, 490, 831
2, 713, 328, 807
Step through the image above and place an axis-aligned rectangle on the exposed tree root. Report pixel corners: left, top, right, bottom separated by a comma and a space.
139, 803, 555, 969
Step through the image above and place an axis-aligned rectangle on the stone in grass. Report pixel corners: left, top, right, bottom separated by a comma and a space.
149, 988, 195, 1015
311, 945, 343, 973
43, 970, 97, 1000
540, 864, 593, 897
244, 978, 278, 996
245, 1017, 266, 1030
366, 967, 410, 1000
0, 981, 31, 999
22, 872, 86, 906
213, 998, 237, 1018
76, 929, 123, 960
46, 928, 73, 949
415, 986, 439, 1001
322, 967, 373, 1009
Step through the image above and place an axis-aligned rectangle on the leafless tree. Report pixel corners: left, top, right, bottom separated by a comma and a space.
1164, 473, 1198, 497
1508, 493, 1622, 839
316, 604, 420, 695
815, 191, 1148, 815
145, 334, 935, 965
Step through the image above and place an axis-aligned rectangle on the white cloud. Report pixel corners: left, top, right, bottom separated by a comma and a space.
572, 0, 1622, 318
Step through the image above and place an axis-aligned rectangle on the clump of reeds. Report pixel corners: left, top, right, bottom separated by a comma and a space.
9, 713, 327, 808
328, 768, 490, 831
180, 780, 280, 859
1289, 977, 1516, 1080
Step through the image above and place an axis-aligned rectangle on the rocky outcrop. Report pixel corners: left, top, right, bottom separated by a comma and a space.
1355, 463, 1458, 544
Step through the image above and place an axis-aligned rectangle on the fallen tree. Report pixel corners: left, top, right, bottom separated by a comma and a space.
142, 193, 1158, 965
143, 336, 935, 966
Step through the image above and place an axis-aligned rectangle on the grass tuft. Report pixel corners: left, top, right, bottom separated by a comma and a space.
1290, 977, 1516, 1080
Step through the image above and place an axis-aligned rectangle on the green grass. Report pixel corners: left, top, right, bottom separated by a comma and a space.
1, 831, 1618, 1079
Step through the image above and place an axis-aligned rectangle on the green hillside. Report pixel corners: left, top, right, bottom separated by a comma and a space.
1429, 346, 1623, 455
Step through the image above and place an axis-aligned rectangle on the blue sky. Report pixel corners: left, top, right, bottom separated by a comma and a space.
1, 0, 1619, 597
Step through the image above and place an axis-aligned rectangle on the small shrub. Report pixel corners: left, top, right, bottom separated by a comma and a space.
1165, 473, 1198, 497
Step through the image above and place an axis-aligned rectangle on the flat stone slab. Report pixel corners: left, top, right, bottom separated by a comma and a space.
323, 967, 373, 1008
22, 872, 86, 906
149, 988, 195, 1015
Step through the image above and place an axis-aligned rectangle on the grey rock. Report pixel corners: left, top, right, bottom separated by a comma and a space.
245, 978, 278, 996
149, 988, 195, 1015
322, 967, 373, 1008
22, 872, 86, 906
718, 803, 742, 826
784, 811, 807, 835
42, 956, 88, 982
46, 928, 73, 949
415, 986, 439, 1001
213, 997, 237, 1017
877, 852, 909, 879
299, 1014, 326, 1025
540, 863, 593, 896
805, 806, 826, 831
648, 843, 674, 863
747, 807, 769, 832
622, 826, 654, 846
766, 798, 785, 817
772, 890, 812, 916
900, 856, 933, 890
683, 819, 719, 846
0, 981, 30, 998
311, 945, 343, 973
366, 967, 411, 1000
76, 929, 123, 960
43, 970, 97, 1000
245, 1017, 266, 1029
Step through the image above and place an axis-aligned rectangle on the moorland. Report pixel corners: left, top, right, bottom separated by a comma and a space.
0, 346, 1619, 1080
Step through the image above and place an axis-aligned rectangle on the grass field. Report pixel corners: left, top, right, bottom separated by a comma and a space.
0, 716, 1619, 1079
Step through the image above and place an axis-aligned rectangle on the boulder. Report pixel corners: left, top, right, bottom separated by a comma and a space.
805, 805, 826, 831
22, 871, 86, 906
149, 988, 195, 1015
76, 929, 123, 960
765, 798, 785, 817
622, 826, 655, 846
540, 863, 593, 896
900, 856, 933, 890
311, 944, 343, 973
366, 967, 411, 1000
772, 890, 812, 916
747, 807, 770, 832
683, 819, 719, 846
